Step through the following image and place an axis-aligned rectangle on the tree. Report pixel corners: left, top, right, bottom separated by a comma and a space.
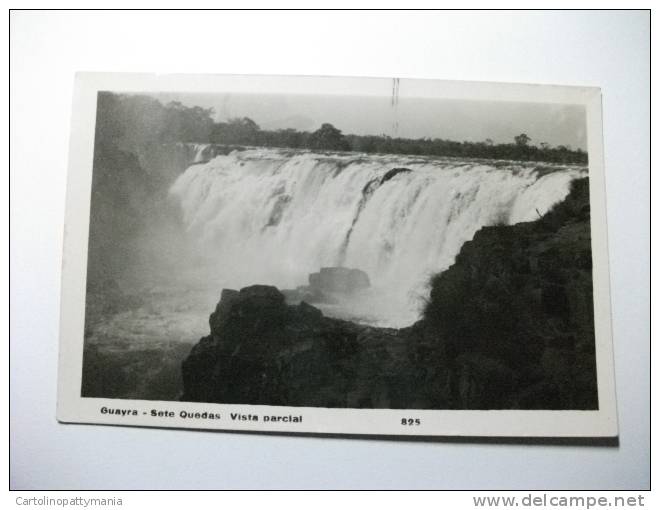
309, 123, 350, 151
161, 102, 214, 143
210, 117, 260, 145
514, 133, 531, 147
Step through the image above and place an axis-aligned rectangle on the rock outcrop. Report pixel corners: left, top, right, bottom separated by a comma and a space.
309, 267, 370, 294
420, 177, 597, 409
181, 285, 417, 407
282, 267, 370, 305
181, 178, 598, 410
380, 167, 412, 184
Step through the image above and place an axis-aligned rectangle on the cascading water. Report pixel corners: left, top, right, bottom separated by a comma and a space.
170, 147, 587, 327
191, 143, 211, 163
172, 142, 215, 164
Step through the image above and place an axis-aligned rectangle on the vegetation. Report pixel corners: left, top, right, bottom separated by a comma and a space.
210, 118, 587, 164
96, 92, 587, 164
95, 92, 215, 152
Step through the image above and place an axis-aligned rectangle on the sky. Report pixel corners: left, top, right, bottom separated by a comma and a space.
151, 92, 587, 150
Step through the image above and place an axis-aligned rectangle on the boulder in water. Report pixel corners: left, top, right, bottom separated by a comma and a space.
282, 267, 370, 305
309, 267, 370, 295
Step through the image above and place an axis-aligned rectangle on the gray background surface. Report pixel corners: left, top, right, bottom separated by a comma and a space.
10, 10, 650, 489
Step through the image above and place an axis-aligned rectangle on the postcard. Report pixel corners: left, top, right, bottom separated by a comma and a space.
57, 72, 617, 438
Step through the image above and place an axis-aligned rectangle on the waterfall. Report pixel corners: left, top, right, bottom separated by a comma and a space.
169, 147, 587, 327
192, 143, 211, 163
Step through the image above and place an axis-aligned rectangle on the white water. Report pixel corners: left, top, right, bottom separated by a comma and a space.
191, 143, 211, 163
169, 147, 586, 327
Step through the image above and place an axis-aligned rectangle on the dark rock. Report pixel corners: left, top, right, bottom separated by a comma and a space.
209, 288, 240, 333
298, 300, 324, 320
309, 267, 371, 294
281, 285, 339, 305
181, 282, 418, 408
422, 178, 597, 409
283, 267, 370, 305
380, 167, 412, 185
541, 283, 570, 318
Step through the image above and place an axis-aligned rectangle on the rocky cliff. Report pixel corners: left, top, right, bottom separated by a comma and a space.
181, 178, 598, 410
181, 286, 419, 407
419, 177, 597, 409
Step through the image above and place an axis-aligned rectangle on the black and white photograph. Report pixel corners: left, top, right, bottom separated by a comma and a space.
56, 73, 617, 437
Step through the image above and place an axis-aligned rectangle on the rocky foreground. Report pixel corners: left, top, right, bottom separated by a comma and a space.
181, 178, 598, 410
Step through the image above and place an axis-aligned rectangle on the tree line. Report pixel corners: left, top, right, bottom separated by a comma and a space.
94, 92, 215, 152
210, 117, 587, 164
94, 92, 587, 164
